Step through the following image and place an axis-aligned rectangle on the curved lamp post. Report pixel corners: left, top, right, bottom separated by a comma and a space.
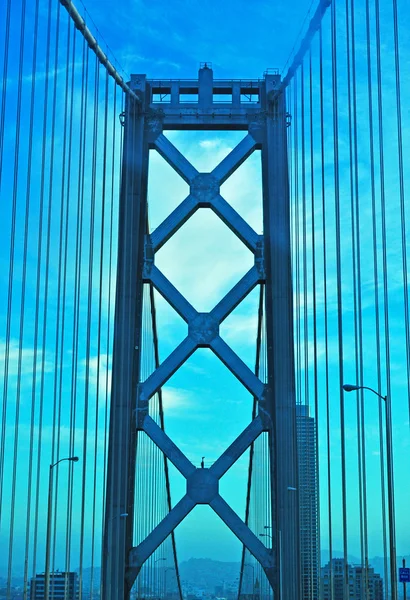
343, 384, 397, 600
165, 566, 175, 599
44, 456, 79, 600
155, 557, 166, 599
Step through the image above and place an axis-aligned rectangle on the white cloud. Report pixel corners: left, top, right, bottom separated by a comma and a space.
0, 338, 54, 380
79, 353, 112, 404
161, 386, 192, 411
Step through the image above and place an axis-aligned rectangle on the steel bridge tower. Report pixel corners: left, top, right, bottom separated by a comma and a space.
102, 65, 300, 600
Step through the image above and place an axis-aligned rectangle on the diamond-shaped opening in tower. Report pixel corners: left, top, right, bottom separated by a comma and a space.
133, 430, 186, 536
151, 287, 188, 364
220, 148, 263, 234
148, 148, 190, 231
161, 348, 254, 467
163, 130, 246, 172
132, 538, 182, 597
173, 504, 244, 566
219, 447, 252, 522
241, 431, 273, 540
219, 284, 261, 374
155, 209, 254, 313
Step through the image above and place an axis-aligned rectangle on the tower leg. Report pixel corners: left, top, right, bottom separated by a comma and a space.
102, 76, 148, 600
260, 77, 301, 600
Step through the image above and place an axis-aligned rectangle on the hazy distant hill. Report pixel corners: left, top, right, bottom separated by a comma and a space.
179, 558, 241, 588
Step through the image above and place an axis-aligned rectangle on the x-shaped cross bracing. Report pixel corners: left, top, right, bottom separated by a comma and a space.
127, 131, 275, 587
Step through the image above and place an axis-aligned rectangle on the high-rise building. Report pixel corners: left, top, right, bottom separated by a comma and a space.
296, 404, 319, 600
29, 571, 79, 600
321, 558, 383, 600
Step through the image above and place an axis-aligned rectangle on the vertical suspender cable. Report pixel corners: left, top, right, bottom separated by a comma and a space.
364, 1, 389, 593
330, 2, 349, 599
48, 6, 63, 592
309, 46, 321, 600
375, 2, 397, 598
29, 0, 54, 576
22, 1, 41, 596
345, 0, 367, 594
5, 1, 28, 594
0, 0, 12, 190
79, 46, 100, 598
319, 22, 333, 598
391, 1, 410, 420
348, 0, 370, 593
64, 16, 77, 584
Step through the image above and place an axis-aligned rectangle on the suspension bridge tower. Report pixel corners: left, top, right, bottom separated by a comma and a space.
102, 65, 300, 600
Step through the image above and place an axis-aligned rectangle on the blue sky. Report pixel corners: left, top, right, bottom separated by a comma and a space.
1, 0, 410, 590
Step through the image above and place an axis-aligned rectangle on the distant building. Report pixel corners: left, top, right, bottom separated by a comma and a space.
29, 572, 79, 599
321, 558, 383, 600
296, 405, 320, 600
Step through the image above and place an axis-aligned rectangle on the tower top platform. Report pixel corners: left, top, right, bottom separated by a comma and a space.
130, 66, 282, 130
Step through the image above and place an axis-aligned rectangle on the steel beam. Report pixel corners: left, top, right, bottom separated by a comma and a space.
210, 336, 265, 398
153, 133, 199, 183
209, 495, 274, 569
210, 416, 264, 479
148, 265, 197, 322
142, 415, 196, 478
210, 266, 261, 323
127, 494, 196, 587
150, 194, 198, 252
139, 336, 197, 402
211, 134, 257, 183
210, 194, 259, 251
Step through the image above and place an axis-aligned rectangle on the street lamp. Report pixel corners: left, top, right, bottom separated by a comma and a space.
165, 567, 175, 599
44, 456, 79, 600
155, 558, 166, 599
343, 383, 397, 600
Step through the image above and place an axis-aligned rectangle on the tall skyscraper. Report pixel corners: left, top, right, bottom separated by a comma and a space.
296, 404, 319, 600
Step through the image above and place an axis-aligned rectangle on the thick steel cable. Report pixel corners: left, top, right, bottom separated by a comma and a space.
279, 0, 331, 94
59, 0, 140, 102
